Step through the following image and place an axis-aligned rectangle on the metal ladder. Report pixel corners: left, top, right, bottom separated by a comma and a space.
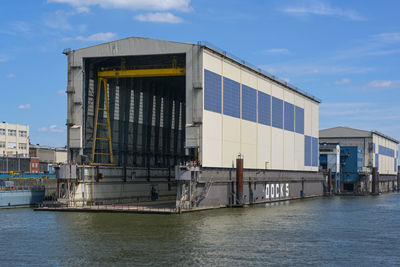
91, 77, 114, 165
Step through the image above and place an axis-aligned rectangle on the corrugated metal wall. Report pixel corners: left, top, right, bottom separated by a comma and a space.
372, 133, 398, 175
201, 50, 319, 171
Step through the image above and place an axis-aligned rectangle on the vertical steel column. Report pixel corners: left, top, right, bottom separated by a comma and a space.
236, 156, 243, 206
372, 167, 379, 195
132, 85, 140, 166
154, 88, 161, 166
328, 169, 332, 195
173, 99, 180, 165
397, 172, 400, 192
123, 84, 131, 166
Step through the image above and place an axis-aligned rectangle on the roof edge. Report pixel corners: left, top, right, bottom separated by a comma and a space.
198, 41, 321, 104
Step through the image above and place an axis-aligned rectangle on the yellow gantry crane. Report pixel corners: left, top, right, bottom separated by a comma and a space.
90, 58, 186, 166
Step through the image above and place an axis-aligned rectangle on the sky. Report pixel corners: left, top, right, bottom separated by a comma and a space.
0, 0, 399, 147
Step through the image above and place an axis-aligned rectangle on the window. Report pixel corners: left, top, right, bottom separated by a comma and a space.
18, 130, 27, 137
0, 141, 5, 148
8, 129, 16, 136
19, 143, 27, 150
8, 142, 16, 149
0, 128, 5, 135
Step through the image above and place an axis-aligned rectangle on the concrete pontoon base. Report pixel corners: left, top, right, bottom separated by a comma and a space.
34, 194, 322, 214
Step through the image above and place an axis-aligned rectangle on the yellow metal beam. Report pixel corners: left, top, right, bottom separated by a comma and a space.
98, 68, 186, 78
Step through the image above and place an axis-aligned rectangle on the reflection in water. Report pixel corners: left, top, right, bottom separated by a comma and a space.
1, 194, 400, 265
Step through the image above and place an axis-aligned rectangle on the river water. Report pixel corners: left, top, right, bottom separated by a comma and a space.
1, 194, 400, 266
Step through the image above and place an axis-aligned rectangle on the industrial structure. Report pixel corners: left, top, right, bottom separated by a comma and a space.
320, 126, 399, 194
56, 37, 324, 211
0, 122, 29, 157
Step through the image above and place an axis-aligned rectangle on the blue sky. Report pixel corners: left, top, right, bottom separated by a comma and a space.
0, 0, 399, 147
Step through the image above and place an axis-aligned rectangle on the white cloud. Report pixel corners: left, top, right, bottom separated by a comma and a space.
38, 125, 65, 133
336, 32, 400, 59
6, 73, 15, 78
0, 58, 6, 62
263, 48, 290, 55
134, 12, 183, 23
368, 80, 400, 88
281, 1, 365, 21
261, 62, 372, 76
18, 104, 31, 110
63, 32, 117, 42
57, 90, 66, 96
48, 0, 192, 12
335, 78, 350, 85
373, 32, 400, 44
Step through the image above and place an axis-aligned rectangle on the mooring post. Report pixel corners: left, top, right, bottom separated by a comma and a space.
397, 172, 400, 192
372, 167, 379, 195
328, 168, 332, 195
236, 154, 243, 206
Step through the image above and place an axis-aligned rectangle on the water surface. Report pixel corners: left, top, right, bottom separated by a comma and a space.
1, 194, 400, 266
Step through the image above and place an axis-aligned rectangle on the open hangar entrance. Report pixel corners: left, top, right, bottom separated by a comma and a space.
82, 53, 193, 168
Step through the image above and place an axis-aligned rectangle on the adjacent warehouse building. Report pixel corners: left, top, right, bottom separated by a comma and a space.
59, 37, 323, 209
0, 122, 29, 157
320, 126, 399, 193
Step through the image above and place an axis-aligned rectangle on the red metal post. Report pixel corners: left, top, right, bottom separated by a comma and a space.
236, 156, 243, 206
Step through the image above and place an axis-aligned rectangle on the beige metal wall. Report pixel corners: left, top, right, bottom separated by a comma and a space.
201, 50, 319, 171
372, 133, 398, 175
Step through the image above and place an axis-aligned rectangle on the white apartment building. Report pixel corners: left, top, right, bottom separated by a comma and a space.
0, 122, 29, 157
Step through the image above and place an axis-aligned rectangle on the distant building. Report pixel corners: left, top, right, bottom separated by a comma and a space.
320, 126, 399, 193
29, 145, 67, 164
0, 122, 29, 157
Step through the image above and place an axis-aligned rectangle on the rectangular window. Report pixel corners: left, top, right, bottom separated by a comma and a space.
0, 141, 5, 148
8, 142, 16, 149
258, 91, 271, 126
312, 137, 319, 166
375, 154, 379, 169
18, 130, 27, 137
284, 102, 294, 132
18, 143, 27, 150
272, 97, 283, 129
223, 77, 240, 118
8, 129, 16, 136
242, 85, 257, 122
304, 135, 311, 166
204, 69, 222, 113
295, 106, 304, 134
0, 129, 5, 135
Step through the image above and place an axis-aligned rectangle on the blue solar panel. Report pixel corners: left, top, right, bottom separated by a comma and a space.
258, 92, 271, 126
242, 85, 257, 122
223, 77, 240, 118
272, 97, 283, 129
284, 102, 294, 131
304, 135, 311, 166
295, 106, 304, 134
312, 137, 319, 166
204, 69, 222, 113
379, 145, 395, 157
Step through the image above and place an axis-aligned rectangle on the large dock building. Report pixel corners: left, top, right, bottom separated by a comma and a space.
59, 37, 324, 210
320, 126, 399, 193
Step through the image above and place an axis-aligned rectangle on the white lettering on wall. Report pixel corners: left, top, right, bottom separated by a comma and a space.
265, 183, 290, 199
271, 184, 275, 198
